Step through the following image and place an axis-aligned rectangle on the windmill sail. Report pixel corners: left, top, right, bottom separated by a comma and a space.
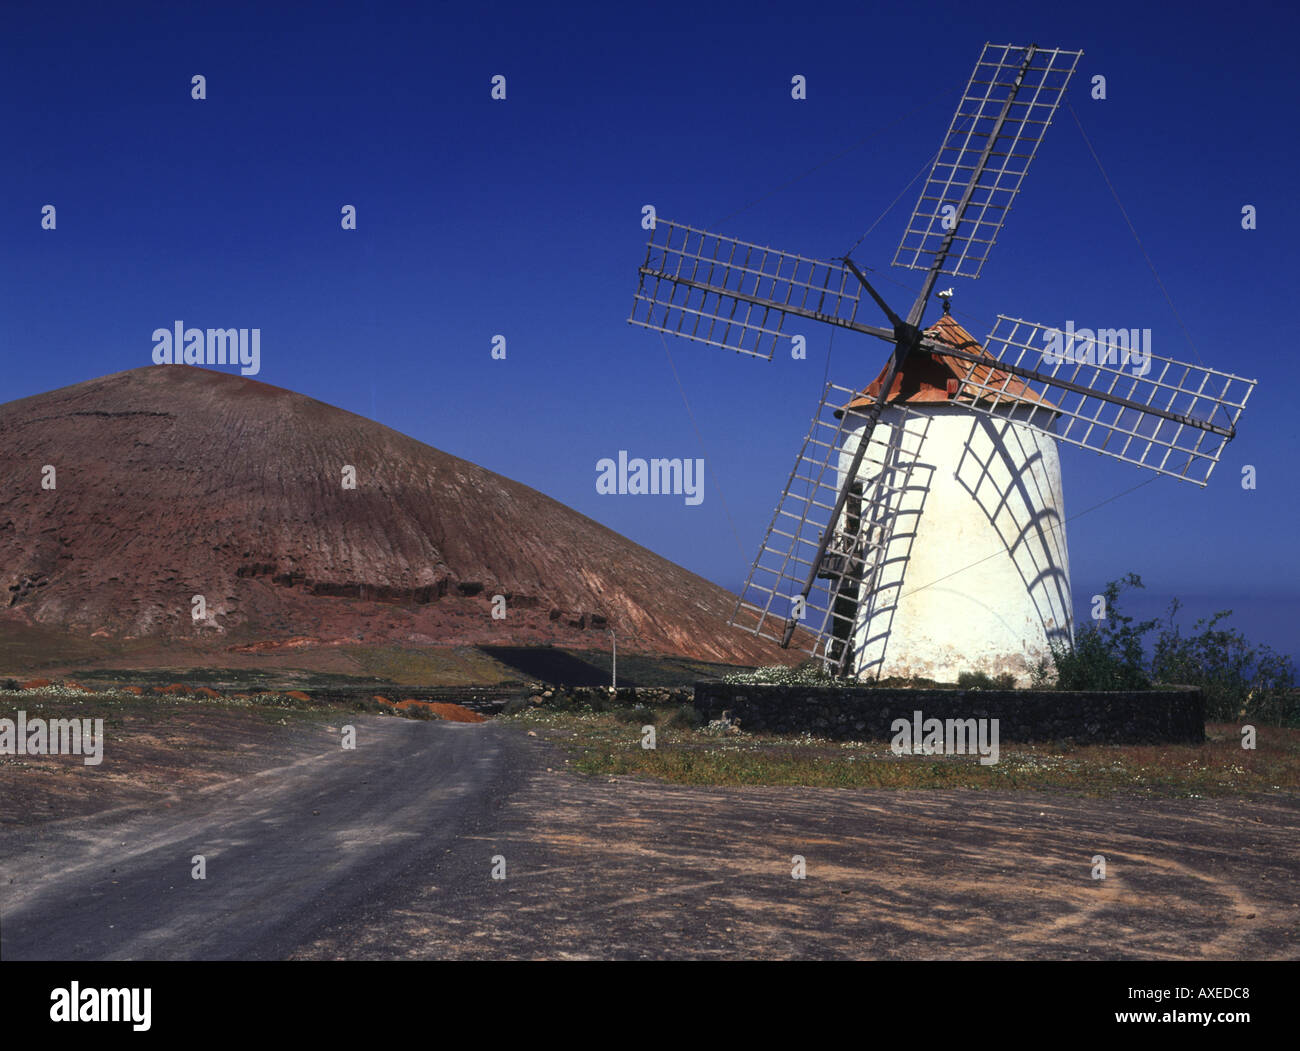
946, 316, 1257, 486
731, 382, 930, 670
894, 43, 1083, 282
629, 220, 891, 360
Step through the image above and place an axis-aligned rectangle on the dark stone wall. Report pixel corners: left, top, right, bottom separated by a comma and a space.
693, 684, 1205, 745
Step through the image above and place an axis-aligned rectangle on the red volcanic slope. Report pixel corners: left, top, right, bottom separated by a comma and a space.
0, 366, 790, 665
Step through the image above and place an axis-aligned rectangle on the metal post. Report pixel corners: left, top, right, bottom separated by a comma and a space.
610, 630, 617, 690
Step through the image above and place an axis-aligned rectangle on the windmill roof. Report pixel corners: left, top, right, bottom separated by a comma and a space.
838, 313, 1057, 414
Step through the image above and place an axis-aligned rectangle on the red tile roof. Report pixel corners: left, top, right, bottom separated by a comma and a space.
839, 313, 1057, 414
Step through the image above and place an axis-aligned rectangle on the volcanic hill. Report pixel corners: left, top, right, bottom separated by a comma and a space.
0, 366, 791, 668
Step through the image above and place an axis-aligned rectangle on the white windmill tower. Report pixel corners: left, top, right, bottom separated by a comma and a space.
827, 304, 1071, 683
629, 43, 1257, 683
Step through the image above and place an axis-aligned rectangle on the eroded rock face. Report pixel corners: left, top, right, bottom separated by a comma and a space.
0, 365, 787, 665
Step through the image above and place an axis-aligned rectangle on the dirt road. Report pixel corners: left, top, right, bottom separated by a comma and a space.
0, 718, 528, 959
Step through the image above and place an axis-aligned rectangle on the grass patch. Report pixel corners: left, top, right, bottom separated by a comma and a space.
0, 679, 504, 726
344, 645, 516, 686
0, 684, 367, 730
500, 706, 1300, 798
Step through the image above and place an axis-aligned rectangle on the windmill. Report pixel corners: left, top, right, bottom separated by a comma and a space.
629, 43, 1257, 683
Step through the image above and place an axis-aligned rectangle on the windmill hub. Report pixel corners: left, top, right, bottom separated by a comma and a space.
893, 322, 922, 347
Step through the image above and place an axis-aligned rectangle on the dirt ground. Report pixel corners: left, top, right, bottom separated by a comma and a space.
0, 702, 337, 826
291, 763, 1300, 960
3, 702, 1296, 959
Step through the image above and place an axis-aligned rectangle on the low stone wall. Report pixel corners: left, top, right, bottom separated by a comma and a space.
522, 685, 694, 709
693, 684, 1205, 744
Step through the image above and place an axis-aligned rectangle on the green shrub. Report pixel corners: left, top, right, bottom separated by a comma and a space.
668, 703, 703, 730
1050, 574, 1155, 690
957, 671, 992, 689
956, 671, 1016, 690
1045, 576, 1297, 725
1029, 657, 1055, 688
1150, 599, 1297, 725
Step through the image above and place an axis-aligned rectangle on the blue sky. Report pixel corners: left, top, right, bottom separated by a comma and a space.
3, 0, 1297, 661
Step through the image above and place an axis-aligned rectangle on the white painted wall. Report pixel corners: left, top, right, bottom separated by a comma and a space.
835, 403, 1073, 685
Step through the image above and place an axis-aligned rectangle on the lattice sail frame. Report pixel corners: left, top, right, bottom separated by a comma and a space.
893, 43, 1083, 280
629, 220, 874, 360
731, 383, 929, 667
952, 316, 1257, 486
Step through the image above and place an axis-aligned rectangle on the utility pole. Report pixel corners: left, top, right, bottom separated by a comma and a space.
610, 629, 617, 689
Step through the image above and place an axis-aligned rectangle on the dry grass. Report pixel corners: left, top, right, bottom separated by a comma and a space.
340, 644, 515, 686
504, 709, 1300, 798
